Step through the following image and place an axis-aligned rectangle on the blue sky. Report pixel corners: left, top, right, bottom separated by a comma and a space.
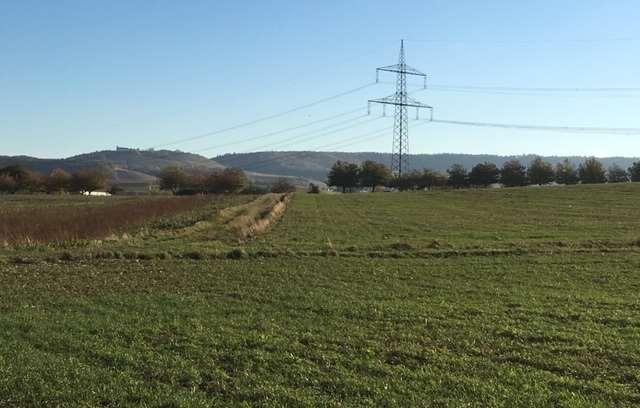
2, 0, 640, 158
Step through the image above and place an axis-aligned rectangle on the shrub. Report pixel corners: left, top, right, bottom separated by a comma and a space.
389, 171, 421, 191
207, 168, 249, 194
359, 161, 391, 190
227, 248, 248, 259
242, 184, 270, 195
0, 174, 17, 194
628, 162, 640, 182
46, 168, 72, 193
390, 169, 447, 191
270, 178, 297, 193
59, 251, 75, 261
421, 169, 448, 190
308, 183, 320, 194
607, 164, 629, 183
70, 168, 109, 194
469, 162, 500, 187
500, 160, 527, 187
447, 164, 468, 188
160, 166, 249, 195
108, 184, 125, 195
327, 161, 359, 192
555, 159, 579, 185
159, 166, 188, 194
527, 157, 554, 185
184, 251, 204, 260
0, 166, 45, 193
578, 157, 606, 184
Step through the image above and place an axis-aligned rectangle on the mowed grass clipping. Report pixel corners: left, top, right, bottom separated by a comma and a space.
1, 255, 639, 406
253, 183, 640, 252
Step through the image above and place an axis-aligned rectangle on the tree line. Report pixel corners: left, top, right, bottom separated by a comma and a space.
158, 166, 297, 195
0, 166, 109, 194
0, 164, 299, 196
327, 158, 640, 191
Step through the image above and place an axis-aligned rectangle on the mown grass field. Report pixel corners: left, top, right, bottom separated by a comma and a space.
253, 183, 640, 252
1, 185, 639, 406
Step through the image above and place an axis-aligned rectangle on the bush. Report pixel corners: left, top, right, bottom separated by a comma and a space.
308, 183, 320, 194
421, 169, 448, 190
207, 168, 249, 193
555, 159, 579, 185
527, 157, 554, 185
184, 251, 204, 260
391, 169, 447, 191
359, 161, 391, 189
578, 157, 606, 184
108, 184, 125, 195
0, 174, 17, 194
0, 165, 45, 193
70, 168, 109, 194
469, 162, 500, 187
227, 248, 248, 259
46, 168, 72, 193
500, 160, 527, 187
607, 164, 629, 183
327, 161, 359, 192
161, 166, 249, 195
242, 184, 270, 195
159, 166, 188, 194
270, 178, 297, 193
447, 164, 468, 188
628, 162, 640, 182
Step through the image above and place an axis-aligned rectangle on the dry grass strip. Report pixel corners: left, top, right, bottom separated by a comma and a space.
0, 196, 212, 245
220, 193, 291, 241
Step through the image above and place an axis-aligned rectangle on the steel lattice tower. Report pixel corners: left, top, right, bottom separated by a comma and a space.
369, 40, 433, 176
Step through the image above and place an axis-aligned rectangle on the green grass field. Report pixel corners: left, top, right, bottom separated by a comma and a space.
1, 185, 639, 406
254, 183, 640, 252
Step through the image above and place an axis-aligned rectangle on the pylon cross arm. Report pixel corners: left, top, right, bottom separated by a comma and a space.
368, 97, 432, 110
377, 64, 426, 77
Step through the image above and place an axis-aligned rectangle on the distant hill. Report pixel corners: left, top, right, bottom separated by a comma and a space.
0, 149, 317, 189
215, 152, 640, 181
0, 149, 224, 176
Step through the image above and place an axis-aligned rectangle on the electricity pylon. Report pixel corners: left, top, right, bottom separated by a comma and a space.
368, 40, 433, 176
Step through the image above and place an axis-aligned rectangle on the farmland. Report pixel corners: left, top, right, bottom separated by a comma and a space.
1, 185, 640, 406
254, 183, 640, 253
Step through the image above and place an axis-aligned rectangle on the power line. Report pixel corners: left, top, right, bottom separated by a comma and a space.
235, 115, 380, 154
404, 37, 635, 46
314, 126, 393, 151
323, 119, 430, 152
238, 120, 431, 174
151, 82, 377, 149
431, 118, 640, 134
429, 84, 640, 93
383, 80, 640, 93
427, 89, 640, 99
222, 125, 394, 172
194, 87, 426, 156
314, 133, 389, 153
238, 125, 392, 168
382, 79, 640, 93
194, 107, 365, 153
